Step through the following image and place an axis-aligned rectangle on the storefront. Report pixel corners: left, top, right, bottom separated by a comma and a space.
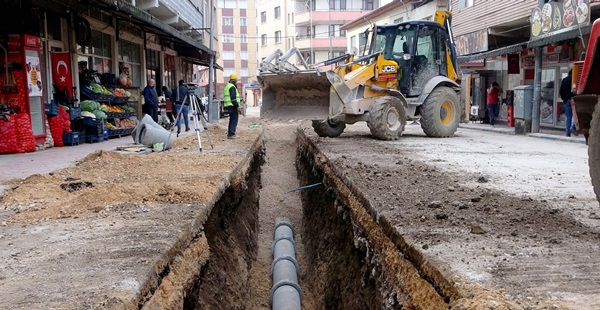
0, 0, 215, 154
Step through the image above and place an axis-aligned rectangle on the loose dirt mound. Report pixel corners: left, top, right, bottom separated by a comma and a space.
1, 123, 259, 224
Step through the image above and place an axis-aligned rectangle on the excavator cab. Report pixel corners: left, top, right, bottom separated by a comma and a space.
371, 21, 452, 97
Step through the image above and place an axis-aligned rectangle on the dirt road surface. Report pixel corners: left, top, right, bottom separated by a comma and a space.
299, 121, 600, 309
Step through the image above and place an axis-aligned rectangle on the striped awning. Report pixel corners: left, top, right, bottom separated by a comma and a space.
527, 25, 592, 49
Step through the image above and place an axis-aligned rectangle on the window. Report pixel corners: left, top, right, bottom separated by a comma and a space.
261, 11, 266, 23
240, 68, 249, 77
224, 68, 235, 78
77, 30, 112, 73
329, 0, 346, 10
329, 25, 346, 37
240, 17, 247, 26
118, 39, 142, 87
223, 51, 235, 60
239, 0, 247, 9
350, 35, 356, 51
222, 17, 234, 26
261, 34, 267, 46
222, 34, 235, 43
220, 0, 236, 8
393, 17, 404, 24
275, 31, 281, 44
275, 6, 281, 19
458, 0, 474, 9
240, 34, 248, 43
306, 26, 315, 39
363, 0, 375, 10
241, 51, 248, 60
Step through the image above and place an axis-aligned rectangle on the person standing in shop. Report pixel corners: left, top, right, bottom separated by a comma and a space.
161, 86, 175, 124
486, 82, 502, 127
142, 79, 159, 122
175, 80, 190, 135
560, 69, 577, 136
223, 74, 241, 139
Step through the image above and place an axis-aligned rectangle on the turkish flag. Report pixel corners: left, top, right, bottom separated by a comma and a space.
50, 52, 73, 98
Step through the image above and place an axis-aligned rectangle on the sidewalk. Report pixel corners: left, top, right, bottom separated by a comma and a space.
460, 122, 587, 144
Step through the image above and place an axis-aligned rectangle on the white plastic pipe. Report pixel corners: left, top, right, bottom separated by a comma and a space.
271, 217, 302, 310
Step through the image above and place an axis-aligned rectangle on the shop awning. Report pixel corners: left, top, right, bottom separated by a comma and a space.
457, 42, 527, 63
527, 25, 592, 49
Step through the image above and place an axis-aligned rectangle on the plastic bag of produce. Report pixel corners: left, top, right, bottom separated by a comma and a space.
13, 113, 36, 153
0, 117, 18, 154
59, 106, 72, 133
48, 115, 64, 147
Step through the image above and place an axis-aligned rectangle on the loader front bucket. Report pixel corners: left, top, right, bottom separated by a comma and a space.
259, 71, 331, 120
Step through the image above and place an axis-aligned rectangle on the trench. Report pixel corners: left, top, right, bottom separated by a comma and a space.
159, 126, 454, 309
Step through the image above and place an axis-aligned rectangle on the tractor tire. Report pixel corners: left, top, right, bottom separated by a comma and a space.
312, 119, 346, 137
420, 86, 460, 137
367, 97, 406, 140
588, 98, 600, 201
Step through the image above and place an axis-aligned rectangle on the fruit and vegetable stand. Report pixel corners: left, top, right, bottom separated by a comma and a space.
80, 83, 139, 139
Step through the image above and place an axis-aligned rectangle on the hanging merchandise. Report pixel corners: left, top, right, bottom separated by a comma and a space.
59, 106, 72, 133
44, 117, 54, 148
13, 113, 36, 153
0, 117, 17, 154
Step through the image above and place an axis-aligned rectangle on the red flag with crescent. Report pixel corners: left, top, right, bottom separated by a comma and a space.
50, 52, 73, 98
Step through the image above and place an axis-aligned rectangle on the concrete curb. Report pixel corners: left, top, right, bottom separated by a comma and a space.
459, 124, 587, 144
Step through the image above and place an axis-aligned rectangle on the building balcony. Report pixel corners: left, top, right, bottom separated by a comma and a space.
135, 0, 205, 41
294, 37, 347, 50
295, 10, 368, 26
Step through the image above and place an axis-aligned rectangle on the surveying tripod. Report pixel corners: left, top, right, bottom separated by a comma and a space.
170, 91, 213, 152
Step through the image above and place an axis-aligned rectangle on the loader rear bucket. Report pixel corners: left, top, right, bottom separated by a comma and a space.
259, 71, 331, 120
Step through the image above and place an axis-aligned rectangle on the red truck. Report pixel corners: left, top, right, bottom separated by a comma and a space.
572, 18, 600, 200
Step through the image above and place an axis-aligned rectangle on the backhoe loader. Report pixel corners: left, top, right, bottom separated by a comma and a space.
258, 11, 461, 140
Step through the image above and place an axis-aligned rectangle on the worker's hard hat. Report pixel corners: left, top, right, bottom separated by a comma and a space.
229, 74, 237, 80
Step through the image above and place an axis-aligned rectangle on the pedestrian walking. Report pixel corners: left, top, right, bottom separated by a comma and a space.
174, 80, 190, 135
560, 69, 577, 136
487, 82, 502, 127
142, 79, 159, 122
224, 74, 241, 139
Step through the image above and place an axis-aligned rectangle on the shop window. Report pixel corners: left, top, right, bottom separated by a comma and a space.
77, 30, 112, 74
119, 39, 142, 87
164, 53, 176, 90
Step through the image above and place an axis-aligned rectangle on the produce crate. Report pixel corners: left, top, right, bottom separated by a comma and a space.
45, 101, 59, 116
85, 133, 104, 143
68, 107, 81, 120
103, 129, 108, 140
62, 132, 80, 146
82, 117, 105, 135
106, 112, 134, 119
81, 87, 115, 102
112, 96, 129, 104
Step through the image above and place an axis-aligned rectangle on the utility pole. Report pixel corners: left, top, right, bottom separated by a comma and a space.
208, 0, 217, 123
531, 0, 544, 133
328, 3, 332, 58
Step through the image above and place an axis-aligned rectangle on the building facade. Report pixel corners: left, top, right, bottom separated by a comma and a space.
215, 0, 259, 98
342, 0, 449, 56
0, 0, 215, 152
257, 0, 392, 67
454, 0, 600, 131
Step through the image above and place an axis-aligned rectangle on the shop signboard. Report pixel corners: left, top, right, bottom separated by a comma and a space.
455, 29, 488, 56
531, 0, 591, 39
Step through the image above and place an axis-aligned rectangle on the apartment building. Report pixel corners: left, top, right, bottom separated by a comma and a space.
258, 0, 392, 66
454, 0, 600, 130
342, 0, 448, 55
215, 0, 259, 96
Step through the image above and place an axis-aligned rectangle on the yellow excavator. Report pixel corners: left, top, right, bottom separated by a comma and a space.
258, 11, 461, 140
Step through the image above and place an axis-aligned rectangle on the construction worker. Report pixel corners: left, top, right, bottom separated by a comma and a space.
224, 73, 241, 139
